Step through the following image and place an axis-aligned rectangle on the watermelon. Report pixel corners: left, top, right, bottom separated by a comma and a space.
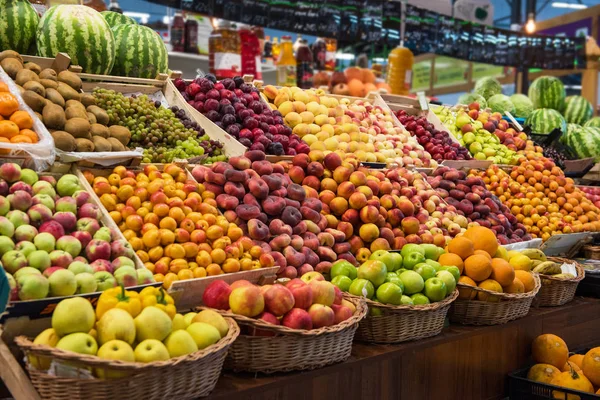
111, 24, 168, 79
525, 108, 567, 135
585, 117, 600, 128
563, 95, 593, 125
36, 5, 115, 75
528, 76, 566, 111
564, 124, 600, 160
101, 11, 136, 28
0, 0, 39, 54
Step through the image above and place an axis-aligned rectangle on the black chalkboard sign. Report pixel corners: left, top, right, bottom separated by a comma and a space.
438, 15, 458, 57
291, 2, 321, 34
240, 0, 269, 26
339, 0, 362, 40
455, 19, 471, 60
214, 0, 243, 20
268, 1, 297, 31
318, 0, 343, 38
469, 23, 485, 62
494, 29, 508, 66
360, 0, 383, 42
181, 0, 213, 15
404, 5, 438, 54
506, 32, 519, 66
381, 0, 400, 47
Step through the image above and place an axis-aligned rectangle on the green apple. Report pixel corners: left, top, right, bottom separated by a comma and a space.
423, 277, 447, 302
411, 293, 431, 305
369, 307, 383, 316
425, 259, 442, 271
357, 260, 387, 287
398, 270, 425, 295
401, 244, 425, 259
15, 241, 36, 257
56, 333, 98, 356
192, 309, 228, 338
20, 169, 38, 185
330, 260, 358, 280
183, 312, 197, 327
403, 252, 426, 270
442, 266, 461, 283
376, 282, 403, 305
93, 227, 112, 242
421, 244, 442, 261
0, 236, 14, 255
14, 266, 41, 280
96, 340, 135, 378
34, 232, 55, 253
56, 175, 81, 197
348, 278, 375, 299
400, 295, 414, 305
134, 339, 170, 363
369, 250, 403, 272
17, 273, 49, 300
134, 306, 172, 342
331, 275, 352, 292
94, 271, 117, 291
384, 272, 405, 291
28, 250, 51, 272
396, 268, 407, 275
75, 272, 98, 294
68, 261, 93, 275
172, 314, 188, 331
436, 270, 457, 295
300, 271, 324, 283
164, 330, 198, 357
414, 263, 436, 281
186, 322, 221, 349
97, 308, 136, 345
48, 269, 77, 297
52, 297, 96, 336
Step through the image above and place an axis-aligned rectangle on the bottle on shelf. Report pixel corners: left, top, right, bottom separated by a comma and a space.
108, 0, 122, 13
185, 14, 199, 54
253, 26, 265, 62
296, 39, 314, 89
239, 24, 262, 80
293, 35, 303, 56
170, 11, 186, 53
263, 35, 273, 65
324, 38, 337, 71
387, 44, 414, 95
271, 37, 280, 64
276, 35, 296, 87
208, 19, 241, 80
312, 37, 327, 71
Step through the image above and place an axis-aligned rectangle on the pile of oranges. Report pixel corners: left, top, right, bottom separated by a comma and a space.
471, 158, 600, 241
438, 226, 535, 300
82, 163, 272, 289
0, 82, 38, 146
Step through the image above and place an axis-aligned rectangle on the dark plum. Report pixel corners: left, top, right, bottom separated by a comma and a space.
221, 114, 236, 127
204, 98, 220, 112
205, 110, 220, 122
222, 78, 235, 90
244, 117, 259, 130
200, 79, 214, 92
226, 124, 240, 137
206, 89, 220, 100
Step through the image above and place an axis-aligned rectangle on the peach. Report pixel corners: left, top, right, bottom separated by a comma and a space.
292, 220, 308, 235
224, 181, 245, 199
262, 196, 286, 216
359, 205, 379, 224
251, 161, 273, 176
337, 181, 356, 199
301, 232, 319, 251
290, 235, 304, 251
302, 247, 320, 267
315, 261, 333, 275
333, 242, 351, 254
224, 169, 248, 183
281, 266, 298, 279
348, 192, 368, 210
284, 246, 305, 267
397, 199, 415, 216
337, 221, 353, 239
262, 175, 283, 192
323, 153, 342, 171
269, 219, 292, 236
287, 183, 306, 202
401, 216, 420, 235
329, 197, 349, 216
332, 166, 352, 184
320, 178, 338, 193
247, 219, 269, 241
359, 223, 380, 243
202, 280, 232, 309
236, 204, 261, 221
302, 176, 321, 191
341, 209, 359, 225
281, 206, 302, 227
229, 285, 264, 317
285, 278, 313, 309
288, 166, 305, 184
300, 206, 321, 224
282, 308, 312, 329
317, 246, 336, 262
317, 232, 334, 247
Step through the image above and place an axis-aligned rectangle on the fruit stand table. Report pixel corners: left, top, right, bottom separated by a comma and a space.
209, 297, 600, 400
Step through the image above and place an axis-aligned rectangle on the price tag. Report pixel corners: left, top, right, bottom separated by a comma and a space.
417, 92, 428, 111
504, 111, 523, 131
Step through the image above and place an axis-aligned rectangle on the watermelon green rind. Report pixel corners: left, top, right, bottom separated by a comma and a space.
525, 108, 567, 135
101, 11, 136, 28
111, 24, 168, 79
568, 126, 600, 160
585, 117, 600, 128
36, 5, 115, 75
0, 0, 39, 54
528, 76, 566, 111
563, 95, 593, 125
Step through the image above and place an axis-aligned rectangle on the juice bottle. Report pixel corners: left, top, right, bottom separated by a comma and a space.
170, 11, 186, 53
293, 35, 303, 56
324, 38, 337, 71
263, 35, 273, 65
239, 24, 262, 80
209, 20, 241, 79
296, 39, 313, 89
271, 37, 280, 64
312, 37, 327, 71
253, 26, 265, 61
387, 44, 414, 95
276, 36, 296, 87
185, 15, 199, 54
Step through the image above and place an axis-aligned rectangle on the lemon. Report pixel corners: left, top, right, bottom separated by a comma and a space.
510, 254, 532, 271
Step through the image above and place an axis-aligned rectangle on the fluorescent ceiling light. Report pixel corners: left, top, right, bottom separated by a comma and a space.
336, 53, 356, 61
552, 2, 588, 9
124, 11, 150, 24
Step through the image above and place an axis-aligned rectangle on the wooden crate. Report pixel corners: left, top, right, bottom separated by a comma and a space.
22, 53, 80, 73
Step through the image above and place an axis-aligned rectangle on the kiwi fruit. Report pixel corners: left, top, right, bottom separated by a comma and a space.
39, 69, 57, 81
65, 117, 91, 139
45, 88, 65, 108
15, 85, 25, 95
87, 105, 109, 125
108, 125, 131, 146
42, 104, 67, 130
65, 99, 85, 111
22, 90, 47, 113
86, 112, 97, 124
92, 136, 111, 152
24, 62, 42, 75
107, 137, 126, 151
23, 81, 45, 97
0, 50, 23, 64
57, 82, 81, 102
39, 79, 58, 90
15, 69, 39, 86
57, 70, 82, 91
65, 106, 88, 120
51, 131, 76, 152
80, 93, 96, 108
90, 123, 109, 138
75, 138, 94, 152
0, 58, 23, 79
34, 112, 43, 121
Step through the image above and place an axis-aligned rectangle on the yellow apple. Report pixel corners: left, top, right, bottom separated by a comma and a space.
192, 310, 228, 338
30, 328, 59, 370
96, 340, 134, 378
134, 306, 172, 342
97, 308, 135, 345
163, 330, 198, 358
186, 323, 221, 350
134, 339, 170, 363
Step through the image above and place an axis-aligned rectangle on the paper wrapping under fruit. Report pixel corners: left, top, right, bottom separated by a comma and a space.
502, 238, 543, 251
0, 66, 55, 171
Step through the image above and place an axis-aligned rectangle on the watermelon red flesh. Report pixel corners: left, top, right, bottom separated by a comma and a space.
528, 76, 565, 111
36, 5, 115, 75
111, 24, 168, 79
0, 0, 39, 53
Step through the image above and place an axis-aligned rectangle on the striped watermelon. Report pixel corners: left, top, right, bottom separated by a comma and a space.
101, 11, 136, 28
528, 76, 566, 111
525, 108, 567, 135
584, 117, 600, 128
0, 0, 39, 53
563, 95, 593, 125
564, 124, 600, 160
36, 5, 115, 75
111, 24, 168, 79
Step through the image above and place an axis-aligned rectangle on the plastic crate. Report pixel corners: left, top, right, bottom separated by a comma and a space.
509, 366, 600, 399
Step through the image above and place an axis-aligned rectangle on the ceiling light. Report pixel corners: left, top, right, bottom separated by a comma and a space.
552, 2, 588, 9
525, 13, 536, 34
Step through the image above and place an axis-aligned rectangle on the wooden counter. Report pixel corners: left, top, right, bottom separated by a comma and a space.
210, 297, 600, 400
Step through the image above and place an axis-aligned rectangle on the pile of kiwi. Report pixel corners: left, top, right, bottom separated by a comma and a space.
0, 50, 131, 153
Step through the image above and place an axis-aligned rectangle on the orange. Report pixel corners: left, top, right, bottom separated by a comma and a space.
0, 82, 8, 92
515, 270, 535, 292
0, 120, 19, 138
0, 92, 18, 117
582, 347, 600, 387
550, 369, 594, 399
457, 276, 477, 300
9, 111, 33, 129
562, 362, 582, 372
0, 137, 9, 154
477, 279, 503, 302
527, 364, 561, 384
448, 236, 474, 260
474, 249, 492, 260
464, 255, 492, 282
463, 226, 499, 257
504, 277, 525, 294
568, 354, 585, 370
438, 253, 464, 274
490, 258, 515, 287
532, 334, 569, 369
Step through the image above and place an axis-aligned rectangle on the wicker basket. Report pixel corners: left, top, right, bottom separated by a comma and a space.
354, 289, 458, 344
535, 257, 585, 307
201, 295, 367, 373
14, 318, 239, 400
583, 245, 600, 260
450, 273, 541, 325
